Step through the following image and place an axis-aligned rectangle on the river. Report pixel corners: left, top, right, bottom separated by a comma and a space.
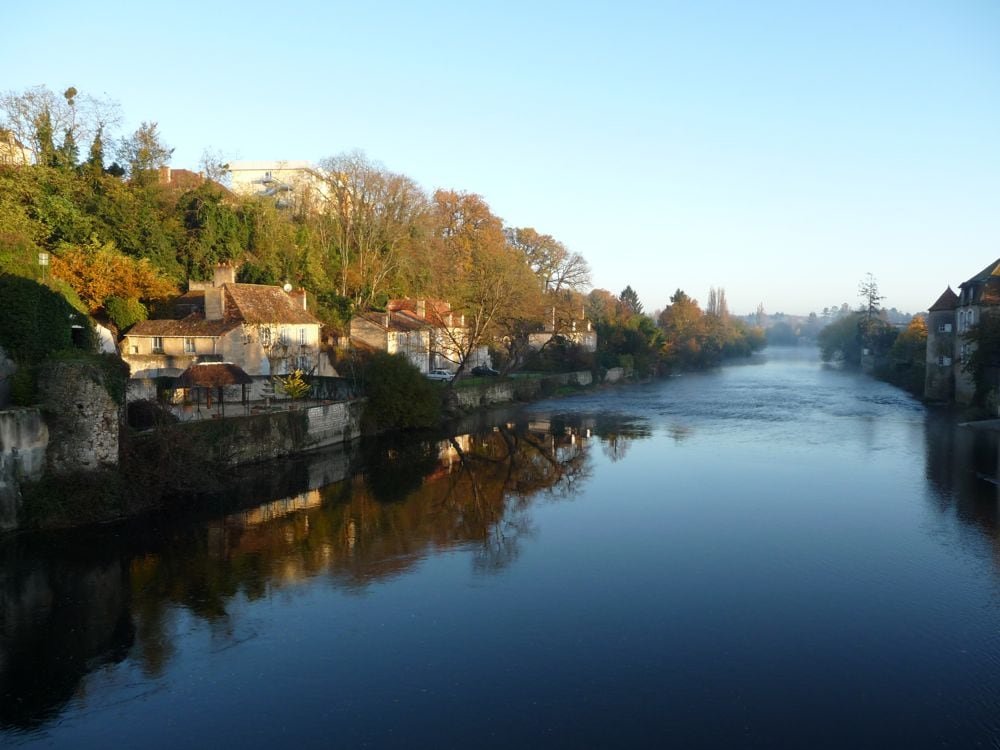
3, 346, 1000, 748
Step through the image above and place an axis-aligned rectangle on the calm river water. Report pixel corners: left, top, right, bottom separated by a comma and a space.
4, 346, 1000, 748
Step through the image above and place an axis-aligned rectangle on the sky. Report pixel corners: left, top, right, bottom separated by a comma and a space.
4, 1, 999, 316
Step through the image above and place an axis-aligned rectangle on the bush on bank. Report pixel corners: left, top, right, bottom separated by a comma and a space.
352, 351, 442, 432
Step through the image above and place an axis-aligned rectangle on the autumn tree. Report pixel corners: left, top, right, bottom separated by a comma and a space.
505, 227, 590, 294
317, 150, 429, 308
880, 315, 927, 395
50, 238, 178, 315
426, 190, 538, 378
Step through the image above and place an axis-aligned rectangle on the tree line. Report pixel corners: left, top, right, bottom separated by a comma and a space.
0, 83, 764, 379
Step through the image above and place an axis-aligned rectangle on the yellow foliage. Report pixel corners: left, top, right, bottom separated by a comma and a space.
51, 239, 178, 313
276, 369, 311, 400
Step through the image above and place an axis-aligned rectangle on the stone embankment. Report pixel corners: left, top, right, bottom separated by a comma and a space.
447, 370, 596, 411
166, 400, 365, 466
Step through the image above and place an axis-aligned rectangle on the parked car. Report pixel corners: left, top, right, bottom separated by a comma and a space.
471, 365, 500, 377
426, 369, 454, 382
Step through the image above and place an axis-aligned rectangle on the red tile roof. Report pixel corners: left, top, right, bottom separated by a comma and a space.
127, 315, 240, 337
126, 282, 320, 338
224, 284, 320, 325
176, 362, 254, 387
928, 287, 958, 312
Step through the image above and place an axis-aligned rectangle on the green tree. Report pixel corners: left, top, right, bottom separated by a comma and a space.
619, 285, 643, 315
818, 313, 863, 365
58, 128, 78, 169
85, 126, 104, 177
117, 121, 173, 185
33, 108, 56, 166
104, 295, 148, 331
355, 351, 441, 431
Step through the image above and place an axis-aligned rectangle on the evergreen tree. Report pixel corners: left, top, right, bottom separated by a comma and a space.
33, 107, 56, 166
86, 126, 104, 176
619, 285, 643, 315
58, 128, 78, 169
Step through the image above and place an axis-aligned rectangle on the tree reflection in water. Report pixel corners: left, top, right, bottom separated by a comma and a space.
0, 414, 652, 730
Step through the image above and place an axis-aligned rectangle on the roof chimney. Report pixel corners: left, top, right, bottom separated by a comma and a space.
214, 262, 236, 287
205, 288, 225, 321
289, 288, 308, 311
158, 166, 171, 184
416, 299, 426, 319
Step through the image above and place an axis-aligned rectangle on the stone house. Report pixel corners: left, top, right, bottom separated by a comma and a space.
924, 258, 1000, 404
0, 129, 32, 166
121, 263, 334, 400
349, 298, 490, 374
528, 306, 598, 353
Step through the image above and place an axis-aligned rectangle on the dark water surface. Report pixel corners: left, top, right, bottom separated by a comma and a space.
4, 347, 1000, 748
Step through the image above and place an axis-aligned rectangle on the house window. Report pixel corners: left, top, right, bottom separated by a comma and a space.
298, 328, 305, 345
152, 337, 164, 353
130, 344, 138, 355
279, 327, 289, 345
184, 337, 195, 354
938, 356, 952, 366
939, 323, 952, 333
260, 327, 272, 347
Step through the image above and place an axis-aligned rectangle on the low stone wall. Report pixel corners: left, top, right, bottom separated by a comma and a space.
0, 408, 49, 531
176, 399, 365, 466
449, 371, 593, 410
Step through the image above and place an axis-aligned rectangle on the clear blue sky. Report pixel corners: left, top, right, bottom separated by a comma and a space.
5, 0, 998, 315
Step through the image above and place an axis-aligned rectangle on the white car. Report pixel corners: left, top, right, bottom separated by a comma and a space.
426, 369, 454, 382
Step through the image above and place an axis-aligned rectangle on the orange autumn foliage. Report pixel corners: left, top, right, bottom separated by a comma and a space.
51, 240, 178, 313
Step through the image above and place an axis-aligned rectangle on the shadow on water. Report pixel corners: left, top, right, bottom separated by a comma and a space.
924, 409, 1000, 535
0, 411, 646, 732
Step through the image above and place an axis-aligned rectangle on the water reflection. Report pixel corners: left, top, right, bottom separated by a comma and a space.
0, 541, 133, 728
0, 413, 644, 731
924, 411, 1000, 539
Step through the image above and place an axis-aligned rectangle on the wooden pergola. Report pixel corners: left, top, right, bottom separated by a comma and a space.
175, 362, 253, 416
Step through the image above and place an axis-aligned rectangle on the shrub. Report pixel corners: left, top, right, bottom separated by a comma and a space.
0, 274, 81, 363
127, 398, 179, 431
355, 351, 441, 431
105, 295, 148, 331
276, 369, 311, 399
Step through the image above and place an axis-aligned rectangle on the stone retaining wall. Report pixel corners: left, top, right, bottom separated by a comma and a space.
448, 371, 594, 410
175, 399, 365, 466
0, 408, 48, 531
39, 361, 119, 474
